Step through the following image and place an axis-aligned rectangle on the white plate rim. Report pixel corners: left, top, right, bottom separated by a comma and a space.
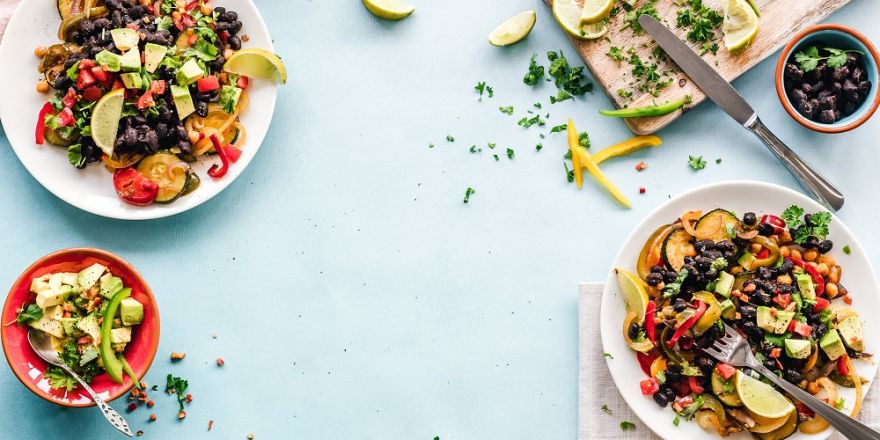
600, 180, 880, 440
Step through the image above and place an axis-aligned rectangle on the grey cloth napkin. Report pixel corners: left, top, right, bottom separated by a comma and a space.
0, 0, 18, 41
578, 282, 879, 440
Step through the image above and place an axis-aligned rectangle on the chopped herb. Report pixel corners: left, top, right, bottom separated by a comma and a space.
603, 352, 614, 359
499, 106, 514, 115
533, 102, 542, 109
578, 132, 590, 149
428, 143, 435, 149
550, 89, 572, 104
672, 415, 680, 426
688, 155, 706, 171
699, 42, 719, 56
715, 158, 722, 164
487, 142, 496, 149
564, 163, 574, 182
711, 257, 728, 271
834, 397, 846, 410
662, 269, 689, 298
623, 0, 659, 34
469, 145, 480, 153
617, 88, 633, 98
523, 54, 545, 86
628, 53, 671, 97
506, 148, 515, 159
493, 154, 499, 161
607, 46, 625, 61
550, 123, 567, 133
843, 245, 852, 255
601, 404, 612, 413
45, 367, 77, 392
475, 81, 489, 99
546, 50, 593, 98
795, 46, 863, 72
518, 115, 545, 128
678, 395, 706, 420
535, 143, 543, 152
16, 304, 43, 324
620, 421, 636, 431
446, 135, 455, 142
676, 0, 723, 43
165, 374, 189, 412
764, 332, 791, 348
487, 86, 494, 98
781, 205, 805, 228
463, 187, 475, 203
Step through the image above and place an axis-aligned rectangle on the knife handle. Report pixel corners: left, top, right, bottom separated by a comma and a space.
745, 117, 845, 211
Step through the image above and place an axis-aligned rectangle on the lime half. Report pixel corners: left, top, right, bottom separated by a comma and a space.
735, 370, 795, 419
616, 268, 649, 324
722, 0, 759, 53
580, 0, 614, 25
223, 48, 287, 84
361, 0, 414, 20
90, 88, 125, 157
553, 0, 608, 40
488, 10, 537, 47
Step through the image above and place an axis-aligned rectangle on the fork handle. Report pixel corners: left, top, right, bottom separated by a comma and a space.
752, 363, 880, 439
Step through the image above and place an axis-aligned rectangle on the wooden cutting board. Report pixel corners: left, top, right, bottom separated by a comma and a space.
546, 0, 851, 134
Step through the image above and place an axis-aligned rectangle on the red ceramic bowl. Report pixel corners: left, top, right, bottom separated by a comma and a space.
1, 248, 159, 407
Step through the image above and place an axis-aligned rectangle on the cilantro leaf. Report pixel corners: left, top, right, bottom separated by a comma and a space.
506, 148, 515, 159
523, 54, 545, 86
601, 404, 612, 413
165, 374, 190, 412
16, 304, 42, 324
662, 269, 689, 298
688, 155, 707, 171
45, 366, 77, 392
499, 106, 514, 115
549, 123, 567, 133
463, 187, 475, 204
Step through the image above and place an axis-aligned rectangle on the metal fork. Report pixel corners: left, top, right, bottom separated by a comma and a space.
703, 323, 880, 439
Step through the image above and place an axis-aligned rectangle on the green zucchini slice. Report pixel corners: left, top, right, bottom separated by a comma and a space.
695, 208, 740, 242
661, 228, 695, 271
710, 369, 742, 407
137, 152, 190, 203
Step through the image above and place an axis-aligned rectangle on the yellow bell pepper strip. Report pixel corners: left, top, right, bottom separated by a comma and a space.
592, 135, 663, 164
566, 119, 632, 208
100, 287, 131, 384
598, 96, 692, 118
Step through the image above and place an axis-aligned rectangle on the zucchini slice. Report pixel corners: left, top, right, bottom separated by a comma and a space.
57, 0, 88, 21
137, 152, 190, 203
755, 409, 797, 440
711, 369, 743, 407
695, 208, 740, 242
661, 228, 695, 271
180, 172, 200, 197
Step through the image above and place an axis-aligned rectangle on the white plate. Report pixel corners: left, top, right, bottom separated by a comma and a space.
0, 0, 276, 220
601, 181, 880, 440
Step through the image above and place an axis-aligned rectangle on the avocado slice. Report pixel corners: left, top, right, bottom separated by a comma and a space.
110, 28, 139, 51
35, 284, 71, 309
95, 49, 121, 72
176, 59, 204, 86
838, 316, 864, 352
77, 263, 107, 291
796, 274, 815, 300
28, 314, 64, 338
714, 271, 734, 297
77, 313, 101, 342
756, 306, 795, 334
59, 317, 79, 336
170, 85, 195, 119
79, 347, 99, 366
119, 46, 141, 72
101, 288, 131, 384
819, 329, 847, 360
120, 72, 143, 89
99, 276, 124, 299
143, 43, 167, 73
119, 297, 144, 326
784, 338, 812, 359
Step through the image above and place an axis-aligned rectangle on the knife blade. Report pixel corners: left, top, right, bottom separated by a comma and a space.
638, 15, 756, 126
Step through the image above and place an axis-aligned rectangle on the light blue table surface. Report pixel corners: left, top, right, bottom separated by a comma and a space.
1, 1, 879, 438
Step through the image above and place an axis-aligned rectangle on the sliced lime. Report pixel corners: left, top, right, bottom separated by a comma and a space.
488, 10, 537, 47
735, 370, 795, 419
361, 0, 414, 20
223, 48, 287, 84
90, 88, 124, 157
723, 0, 759, 53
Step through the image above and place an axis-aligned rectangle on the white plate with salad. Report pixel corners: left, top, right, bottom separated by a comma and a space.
0, 0, 284, 220
601, 181, 880, 439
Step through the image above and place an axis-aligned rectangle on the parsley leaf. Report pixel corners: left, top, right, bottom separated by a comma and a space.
535, 143, 543, 152
607, 46, 624, 61
165, 374, 190, 412
499, 106, 514, 115
523, 54, 545, 86
781, 205, 805, 229
603, 352, 614, 359
678, 395, 706, 420
843, 245, 852, 255
446, 135, 455, 142
673, 415, 680, 426
578, 132, 590, 149
620, 421, 636, 430
506, 148, 515, 159
688, 155, 706, 171
16, 304, 43, 324
794, 46, 863, 72
550, 123, 567, 133
475, 81, 489, 99
463, 187, 475, 203
623, 0, 659, 34
45, 367, 77, 392
601, 404, 612, 413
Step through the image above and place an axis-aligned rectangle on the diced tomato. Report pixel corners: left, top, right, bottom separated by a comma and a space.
788, 258, 825, 296
57, 107, 75, 127
90, 65, 108, 82
136, 90, 155, 110
788, 320, 812, 337
795, 401, 816, 418
812, 297, 830, 312
675, 395, 694, 407
78, 59, 95, 69
218, 30, 229, 43
640, 377, 660, 395
756, 248, 770, 260
82, 86, 103, 102
773, 293, 791, 308
35, 103, 54, 144
715, 363, 736, 380
670, 380, 690, 398
188, 32, 198, 45
687, 376, 704, 394
769, 347, 782, 358
61, 88, 78, 108
113, 167, 158, 206
636, 351, 658, 376
236, 75, 249, 90
837, 355, 850, 376
150, 80, 166, 95
197, 76, 220, 93
76, 68, 96, 90
112, 79, 125, 90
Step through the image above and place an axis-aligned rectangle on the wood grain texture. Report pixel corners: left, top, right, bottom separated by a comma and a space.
546, 0, 851, 134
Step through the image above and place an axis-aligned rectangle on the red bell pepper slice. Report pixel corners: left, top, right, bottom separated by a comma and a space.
197, 76, 220, 93
61, 88, 78, 108
812, 297, 830, 312
640, 377, 660, 395
236, 75, 249, 90
644, 302, 656, 344
667, 300, 706, 347
756, 248, 770, 260
688, 376, 704, 394
837, 355, 850, 375
35, 103, 54, 144
760, 214, 786, 235
57, 107, 75, 127
223, 145, 242, 163
788, 258, 825, 296
208, 134, 231, 179
636, 351, 658, 376
715, 363, 736, 380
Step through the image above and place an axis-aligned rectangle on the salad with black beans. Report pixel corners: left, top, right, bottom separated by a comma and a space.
616, 206, 868, 438
34, 0, 286, 206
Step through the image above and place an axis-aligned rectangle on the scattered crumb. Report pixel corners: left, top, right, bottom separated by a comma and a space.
149, 414, 157, 422
639, 187, 646, 194
635, 162, 647, 171
170, 352, 186, 361
178, 410, 187, 420
208, 420, 214, 431
216, 357, 225, 367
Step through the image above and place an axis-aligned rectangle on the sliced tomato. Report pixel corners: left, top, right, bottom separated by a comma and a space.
136, 90, 155, 110
837, 355, 850, 375
236, 75, 249, 90
90, 65, 108, 82
197, 76, 220, 92
773, 293, 791, 308
76, 68, 96, 90
715, 363, 736, 380
57, 107, 75, 127
113, 167, 159, 206
78, 59, 95, 69
813, 297, 830, 312
150, 80, 166, 95
640, 377, 660, 395
687, 376, 704, 394
61, 87, 78, 108
82, 86, 103, 102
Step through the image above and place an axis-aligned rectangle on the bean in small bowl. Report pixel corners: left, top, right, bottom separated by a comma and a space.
775, 24, 880, 133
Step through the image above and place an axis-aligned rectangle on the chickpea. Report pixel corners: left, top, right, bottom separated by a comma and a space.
34, 46, 47, 58
807, 381, 820, 395
780, 245, 791, 258
140, 0, 152, 6
200, 4, 213, 15
780, 229, 792, 243
730, 266, 744, 275
172, 11, 182, 20
223, 48, 234, 58
818, 255, 836, 267
790, 249, 802, 260
776, 274, 792, 285
816, 263, 829, 276
750, 243, 762, 254
826, 283, 839, 298
35, 80, 50, 93
828, 265, 841, 284
803, 249, 818, 262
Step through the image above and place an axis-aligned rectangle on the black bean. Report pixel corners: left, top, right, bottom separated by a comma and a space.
756, 266, 772, 280
846, 52, 860, 67
653, 392, 669, 407
763, 359, 778, 371
214, 21, 229, 32
843, 100, 857, 116
178, 140, 192, 154
105, 0, 122, 10
741, 212, 756, 226
758, 223, 774, 236
129, 5, 147, 17
754, 292, 772, 306
784, 63, 804, 82
673, 298, 688, 312
805, 235, 820, 249
784, 369, 802, 383
79, 19, 94, 35
858, 80, 872, 95
832, 65, 850, 82
646, 272, 663, 286
663, 271, 677, 284
818, 240, 833, 254
194, 100, 209, 118
818, 94, 837, 111
778, 259, 794, 274
798, 99, 816, 119
224, 11, 238, 22
230, 20, 242, 34
123, 127, 137, 147
739, 304, 757, 320
229, 35, 242, 50
111, 10, 124, 28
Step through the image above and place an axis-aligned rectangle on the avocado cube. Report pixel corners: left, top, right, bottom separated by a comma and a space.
78, 263, 107, 291
59, 317, 79, 336
48, 273, 63, 292
120, 72, 143, 89
819, 329, 847, 360
176, 59, 204, 86
110, 326, 132, 344
77, 314, 101, 342
170, 85, 196, 119
60, 272, 78, 287
796, 274, 815, 300
119, 297, 144, 326
144, 43, 167, 73
79, 347, 99, 366
30, 275, 51, 295
714, 271, 734, 298
28, 314, 64, 338
838, 316, 864, 352
784, 338, 812, 359
95, 50, 122, 72
737, 252, 756, 271
219, 85, 242, 111
110, 28, 140, 51
119, 46, 141, 72
719, 298, 736, 320
756, 306, 795, 334
100, 276, 124, 299
35, 284, 71, 309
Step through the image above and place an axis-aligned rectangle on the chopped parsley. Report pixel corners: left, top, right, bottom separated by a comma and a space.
603, 352, 614, 359
578, 132, 590, 149
676, 0, 723, 43
549, 123, 567, 133
699, 42, 720, 56
535, 143, 543, 152
673, 415, 680, 426
677, 395, 706, 420
469, 145, 480, 153
711, 257, 728, 271
843, 245, 852, 255
715, 158, 722, 164
617, 89, 633, 99
506, 148, 515, 159
493, 154, 499, 161
607, 46, 624, 61
446, 135, 455, 142
795, 46, 863, 72
499, 106, 514, 115
662, 269, 689, 298
45, 367, 78, 392
523, 54, 545, 86
628, 53, 672, 97
428, 143, 435, 149
165, 374, 190, 412
487, 142, 496, 150
533, 102, 542, 109
601, 404, 612, 413
783, 205, 832, 244
688, 155, 707, 171
16, 304, 43, 324
547, 50, 593, 98
550, 89, 572, 104
475, 81, 490, 99
623, 0, 659, 34
620, 421, 636, 430
781, 205, 805, 227
564, 163, 574, 182
463, 187, 475, 203
518, 115, 545, 128
834, 397, 846, 410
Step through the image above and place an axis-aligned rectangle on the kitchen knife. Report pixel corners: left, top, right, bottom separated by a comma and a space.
639, 15, 844, 211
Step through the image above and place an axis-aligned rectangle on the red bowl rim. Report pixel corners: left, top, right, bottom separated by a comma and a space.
775, 23, 880, 134
1, 248, 160, 407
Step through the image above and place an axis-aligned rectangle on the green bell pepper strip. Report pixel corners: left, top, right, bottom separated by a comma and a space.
749, 236, 780, 268
100, 287, 131, 384
119, 354, 140, 389
599, 96, 692, 118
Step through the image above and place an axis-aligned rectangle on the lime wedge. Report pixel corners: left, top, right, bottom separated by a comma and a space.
735, 370, 795, 419
361, 0, 414, 20
488, 10, 537, 47
580, 0, 614, 25
553, 0, 608, 40
722, 0, 759, 53
616, 268, 649, 323
223, 48, 287, 84
90, 88, 124, 157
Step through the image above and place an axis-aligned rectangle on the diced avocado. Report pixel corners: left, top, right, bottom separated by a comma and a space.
95, 50, 122, 72
44, 305, 64, 321
144, 43, 167, 73
737, 252, 756, 271
79, 347, 99, 366
35, 284, 71, 309
176, 58, 204, 85
219, 85, 242, 111
838, 316, 864, 352
719, 299, 736, 320
110, 28, 140, 51
28, 314, 64, 338
715, 271, 735, 297
784, 338, 812, 359
170, 85, 195, 119
100, 276, 124, 299
48, 273, 63, 292
756, 306, 795, 334
119, 46, 141, 72
77, 314, 101, 342
796, 274, 816, 300
59, 317, 79, 336
110, 326, 132, 344
30, 275, 51, 295
77, 263, 107, 291
60, 272, 78, 287
819, 329, 847, 361
120, 72, 143, 89
119, 297, 144, 326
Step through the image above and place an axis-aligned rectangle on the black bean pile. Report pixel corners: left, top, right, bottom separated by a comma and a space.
784, 48, 872, 124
